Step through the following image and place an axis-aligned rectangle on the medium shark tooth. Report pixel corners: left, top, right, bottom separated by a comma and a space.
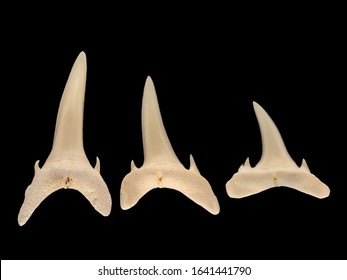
18, 52, 112, 226
226, 101, 330, 199
120, 76, 220, 214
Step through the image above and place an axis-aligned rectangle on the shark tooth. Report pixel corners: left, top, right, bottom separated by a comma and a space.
18, 52, 112, 226
120, 76, 220, 214
226, 101, 330, 199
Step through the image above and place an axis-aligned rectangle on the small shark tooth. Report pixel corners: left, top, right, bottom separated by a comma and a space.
120, 76, 220, 214
226, 101, 330, 199
18, 52, 112, 226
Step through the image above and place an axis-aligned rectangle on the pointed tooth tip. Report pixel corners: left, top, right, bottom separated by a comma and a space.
252, 101, 264, 114
300, 158, 311, 172
189, 154, 200, 173
75, 51, 87, 64
70, 51, 87, 73
145, 75, 154, 87
238, 157, 251, 171
77, 51, 86, 59
64, 51, 87, 79
130, 160, 138, 171
144, 76, 155, 94
252, 101, 263, 119
94, 157, 101, 172
34, 160, 40, 173
252, 102, 273, 127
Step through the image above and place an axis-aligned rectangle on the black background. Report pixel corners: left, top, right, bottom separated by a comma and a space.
2, 6, 345, 260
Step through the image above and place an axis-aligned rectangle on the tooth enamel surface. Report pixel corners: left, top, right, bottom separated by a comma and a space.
226, 102, 330, 199
18, 52, 112, 226
120, 76, 220, 215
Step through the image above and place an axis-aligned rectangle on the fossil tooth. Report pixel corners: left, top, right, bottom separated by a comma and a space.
226, 101, 330, 199
18, 52, 112, 226
120, 76, 220, 214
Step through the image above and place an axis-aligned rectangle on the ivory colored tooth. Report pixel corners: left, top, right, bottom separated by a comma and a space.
120, 76, 220, 214
18, 52, 112, 226
226, 101, 330, 199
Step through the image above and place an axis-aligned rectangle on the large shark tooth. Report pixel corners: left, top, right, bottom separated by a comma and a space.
18, 52, 112, 226
120, 76, 220, 214
226, 101, 330, 199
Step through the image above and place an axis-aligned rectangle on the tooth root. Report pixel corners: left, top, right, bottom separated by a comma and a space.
142, 76, 182, 166
18, 52, 112, 226
300, 158, 310, 172
120, 76, 220, 214
253, 101, 297, 168
18, 162, 112, 226
46, 52, 88, 163
226, 102, 330, 199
